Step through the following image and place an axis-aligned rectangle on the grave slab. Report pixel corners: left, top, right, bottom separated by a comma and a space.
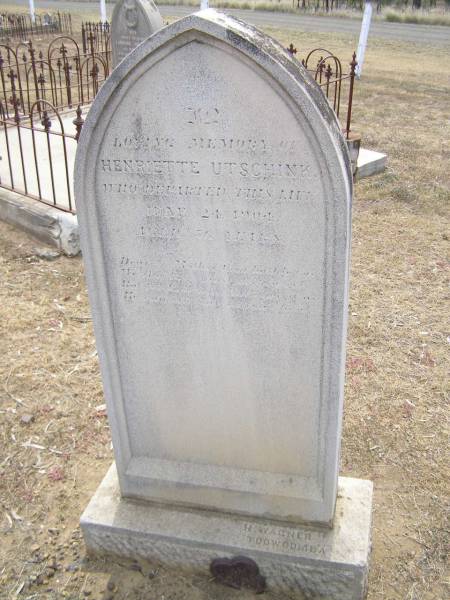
82, 463, 373, 600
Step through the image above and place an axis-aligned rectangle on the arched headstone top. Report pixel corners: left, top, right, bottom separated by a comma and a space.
111, 0, 164, 67
76, 9, 353, 526
99, 10, 351, 190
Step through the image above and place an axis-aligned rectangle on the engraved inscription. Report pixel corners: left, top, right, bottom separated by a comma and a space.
119, 257, 313, 312
185, 107, 220, 125
97, 106, 320, 316
101, 182, 313, 204
100, 157, 309, 179
242, 523, 329, 557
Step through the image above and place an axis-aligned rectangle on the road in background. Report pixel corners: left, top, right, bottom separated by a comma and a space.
4, 0, 450, 44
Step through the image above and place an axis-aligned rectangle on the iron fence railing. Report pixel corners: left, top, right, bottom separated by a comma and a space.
0, 24, 110, 213
287, 44, 357, 139
0, 99, 83, 213
0, 11, 72, 41
81, 21, 111, 55
0, 37, 111, 119
0, 29, 358, 215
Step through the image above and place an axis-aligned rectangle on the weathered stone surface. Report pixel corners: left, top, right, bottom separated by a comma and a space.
76, 9, 352, 525
111, 0, 163, 67
82, 464, 372, 600
0, 187, 80, 256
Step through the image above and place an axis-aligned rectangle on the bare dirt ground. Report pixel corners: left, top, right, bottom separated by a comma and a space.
0, 15, 449, 600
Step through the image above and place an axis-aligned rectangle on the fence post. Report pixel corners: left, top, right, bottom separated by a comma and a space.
27, 41, 40, 112
73, 104, 84, 141
325, 63, 332, 100
9, 73, 17, 111
11, 88, 28, 195
41, 108, 57, 205
90, 62, 99, 97
345, 52, 357, 140
8, 68, 20, 113
88, 30, 95, 58
60, 42, 73, 108
0, 52, 10, 119
81, 23, 86, 54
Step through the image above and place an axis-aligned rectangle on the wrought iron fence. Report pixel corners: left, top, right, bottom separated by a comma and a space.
81, 21, 111, 55
0, 11, 72, 41
0, 32, 358, 216
0, 26, 111, 213
287, 44, 357, 139
0, 37, 111, 120
0, 99, 83, 213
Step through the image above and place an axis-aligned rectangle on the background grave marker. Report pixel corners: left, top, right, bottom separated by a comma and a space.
111, 0, 163, 67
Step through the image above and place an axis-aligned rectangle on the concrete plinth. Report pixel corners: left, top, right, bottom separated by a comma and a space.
81, 464, 373, 600
0, 188, 80, 256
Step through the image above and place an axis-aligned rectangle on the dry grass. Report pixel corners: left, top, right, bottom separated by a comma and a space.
269, 26, 449, 600
0, 16, 449, 600
385, 9, 450, 27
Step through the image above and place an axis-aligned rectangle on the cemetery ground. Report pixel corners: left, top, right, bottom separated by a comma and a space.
0, 22, 448, 600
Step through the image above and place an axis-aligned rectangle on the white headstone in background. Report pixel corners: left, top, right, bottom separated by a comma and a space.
77, 10, 372, 599
99, 0, 107, 24
29, 0, 35, 24
356, 1, 372, 78
111, 0, 163, 67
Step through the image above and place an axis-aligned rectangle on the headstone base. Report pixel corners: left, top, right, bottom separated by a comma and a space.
81, 464, 372, 600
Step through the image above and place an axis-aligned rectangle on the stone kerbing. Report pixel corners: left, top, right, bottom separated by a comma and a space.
0, 187, 79, 256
